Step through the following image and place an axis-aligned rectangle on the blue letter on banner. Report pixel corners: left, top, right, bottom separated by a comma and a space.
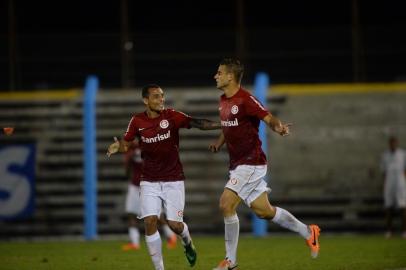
0, 144, 36, 220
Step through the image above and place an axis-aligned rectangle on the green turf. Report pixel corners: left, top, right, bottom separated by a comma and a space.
1, 235, 405, 270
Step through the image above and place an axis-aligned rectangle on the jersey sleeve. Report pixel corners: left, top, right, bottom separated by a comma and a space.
123, 116, 139, 141
245, 94, 270, 119
172, 109, 192, 129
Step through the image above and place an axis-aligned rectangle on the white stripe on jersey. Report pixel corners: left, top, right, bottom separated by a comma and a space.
249, 96, 266, 110
126, 116, 135, 134
175, 109, 191, 118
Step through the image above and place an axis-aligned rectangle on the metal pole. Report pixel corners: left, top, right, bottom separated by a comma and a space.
252, 72, 270, 237
351, 0, 365, 81
8, 0, 16, 91
121, 0, 134, 88
83, 76, 99, 240
236, 0, 246, 63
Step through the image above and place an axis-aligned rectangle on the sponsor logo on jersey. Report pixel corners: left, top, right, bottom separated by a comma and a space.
141, 130, 171, 143
160, 119, 169, 129
231, 105, 239, 114
221, 118, 239, 127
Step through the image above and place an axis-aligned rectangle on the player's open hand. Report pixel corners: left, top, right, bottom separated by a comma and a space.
208, 142, 221, 153
106, 137, 120, 157
275, 123, 292, 136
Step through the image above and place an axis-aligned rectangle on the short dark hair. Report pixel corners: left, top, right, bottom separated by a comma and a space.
219, 58, 244, 84
142, 84, 161, 98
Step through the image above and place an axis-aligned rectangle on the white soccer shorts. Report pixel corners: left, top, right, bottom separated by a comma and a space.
125, 184, 141, 216
225, 164, 270, 207
139, 180, 185, 222
384, 177, 406, 208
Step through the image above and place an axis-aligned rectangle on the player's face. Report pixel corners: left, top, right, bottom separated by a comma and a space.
214, 65, 232, 90
144, 87, 165, 113
389, 138, 398, 151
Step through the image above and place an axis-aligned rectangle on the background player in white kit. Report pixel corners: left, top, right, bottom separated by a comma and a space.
209, 58, 321, 270
380, 136, 406, 238
107, 84, 221, 270
121, 140, 177, 251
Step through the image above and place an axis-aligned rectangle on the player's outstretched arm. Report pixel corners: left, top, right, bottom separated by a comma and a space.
209, 132, 225, 153
106, 137, 131, 157
263, 114, 291, 137
190, 118, 221, 130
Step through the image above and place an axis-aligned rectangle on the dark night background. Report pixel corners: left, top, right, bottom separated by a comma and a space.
1, 0, 406, 90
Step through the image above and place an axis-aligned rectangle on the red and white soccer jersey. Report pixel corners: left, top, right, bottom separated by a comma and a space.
124, 108, 192, 181
219, 88, 270, 170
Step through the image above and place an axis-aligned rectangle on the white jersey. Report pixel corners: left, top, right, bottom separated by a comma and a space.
380, 148, 406, 207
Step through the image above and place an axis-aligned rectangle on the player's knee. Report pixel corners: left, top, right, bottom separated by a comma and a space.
219, 200, 233, 214
167, 220, 183, 234
143, 216, 158, 229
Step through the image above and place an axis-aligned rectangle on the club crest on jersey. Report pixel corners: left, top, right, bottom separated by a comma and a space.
160, 119, 169, 129
231, 105, 239, 114
230, 178, 238, 185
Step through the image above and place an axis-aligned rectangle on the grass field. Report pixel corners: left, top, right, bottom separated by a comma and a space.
1, 235, 405, 270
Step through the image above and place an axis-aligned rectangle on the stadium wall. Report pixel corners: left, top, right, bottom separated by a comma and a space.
0, 83, 405, 238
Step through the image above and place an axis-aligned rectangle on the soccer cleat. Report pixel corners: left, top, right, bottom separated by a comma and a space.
121, 243, 140, 251
213, 259, 238, 270
184, 240, 197, 267
167, 234, 178, 249
306, 224, 320, 258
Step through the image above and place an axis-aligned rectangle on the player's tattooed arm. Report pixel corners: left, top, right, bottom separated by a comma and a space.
190, 118, 221, 130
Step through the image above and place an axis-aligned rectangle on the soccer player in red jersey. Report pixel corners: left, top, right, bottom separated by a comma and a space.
210, 58, 320, 270
107, 84, 221, 270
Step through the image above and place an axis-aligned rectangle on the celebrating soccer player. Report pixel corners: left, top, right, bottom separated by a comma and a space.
210, 58, 321, 270
107, 84, 221, 270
